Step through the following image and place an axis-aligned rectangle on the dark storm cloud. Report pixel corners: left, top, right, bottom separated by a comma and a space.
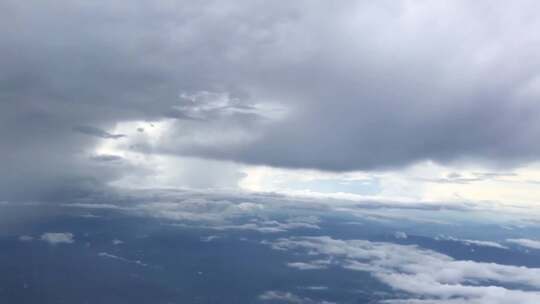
2, 0, 540, 199
129, 0, 540, 171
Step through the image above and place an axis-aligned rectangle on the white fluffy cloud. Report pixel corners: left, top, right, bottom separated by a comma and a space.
40, 232, 75, 245
266, 236, 540, 303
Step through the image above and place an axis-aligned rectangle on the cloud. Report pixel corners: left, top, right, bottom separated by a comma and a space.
419, 172, 518, 185
112, 239, 124, 245
58, 187, 540, 231
62, 189, 322, 233
259, 290, 335, 304
200, 235, 219, 242
4, 1, 540, 200
286, 260, 331, 270
18, 235, 33, 242
40, 232, 74, 245
298, 286, 328, 291
266, 236, 540, 303
193, 218, 320, 234
73, 126, 126, 139
90, 154, 124, 162
97, 252, 147, 267
394, 231, 408, 239
435, 235, 508, 250
141, 1, 540, 172
506, 238, 540, 250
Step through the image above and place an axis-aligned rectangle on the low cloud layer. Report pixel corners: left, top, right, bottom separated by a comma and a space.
3, 1, 540, 199
266, 236, 540, 303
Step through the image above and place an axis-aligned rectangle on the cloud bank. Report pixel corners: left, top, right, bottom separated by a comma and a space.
3, 1, 540, 199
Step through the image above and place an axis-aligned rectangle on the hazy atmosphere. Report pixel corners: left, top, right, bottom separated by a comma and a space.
3, 1, 540, 303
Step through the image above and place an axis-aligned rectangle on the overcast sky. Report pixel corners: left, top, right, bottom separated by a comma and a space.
3, 1, 540, 205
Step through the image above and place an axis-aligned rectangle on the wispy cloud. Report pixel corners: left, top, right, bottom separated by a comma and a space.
506, 238, 540, 250
435, 235, 508, 250
18, 235, 34, 242
259, 290, 335, 304
97, 252, 147, 267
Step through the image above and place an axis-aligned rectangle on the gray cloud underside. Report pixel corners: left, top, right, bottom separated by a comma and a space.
3, 1, 540, 198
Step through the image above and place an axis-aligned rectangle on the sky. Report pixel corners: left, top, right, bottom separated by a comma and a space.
5, 3, 540, 303
3, 0, 540, 209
